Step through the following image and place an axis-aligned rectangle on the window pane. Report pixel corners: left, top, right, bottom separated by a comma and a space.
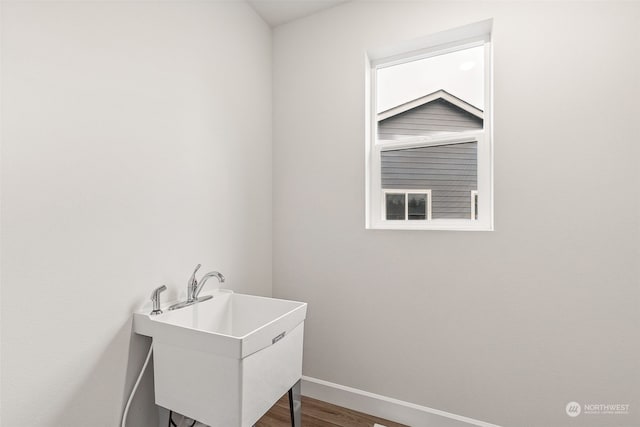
377, 45, 485, 140
385, 193, 405, 220
381, 144, 477, 219
408, 193, 427, 220
376, 44, 485, 223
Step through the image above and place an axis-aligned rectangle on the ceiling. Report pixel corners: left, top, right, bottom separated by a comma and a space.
247, 0, 348, 27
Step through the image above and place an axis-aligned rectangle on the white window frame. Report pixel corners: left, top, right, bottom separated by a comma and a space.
365, 19, 494, 231
383, 189, 432, 221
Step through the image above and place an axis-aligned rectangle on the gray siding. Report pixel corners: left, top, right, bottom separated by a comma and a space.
378, 99, 482, 140
381, 142, 477, 219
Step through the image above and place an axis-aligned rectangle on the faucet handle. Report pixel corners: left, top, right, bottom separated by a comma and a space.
150, 285, 167, 315
189, 264, 202, 284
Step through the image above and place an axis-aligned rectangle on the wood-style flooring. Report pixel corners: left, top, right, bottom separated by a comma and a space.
255, 394, 409, 427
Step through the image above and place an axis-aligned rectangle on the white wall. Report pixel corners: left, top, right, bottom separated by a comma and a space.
0, 2, 271, 426
273, 2, 640, 427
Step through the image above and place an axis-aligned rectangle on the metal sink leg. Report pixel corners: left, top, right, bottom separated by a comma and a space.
288, 379, 301, 427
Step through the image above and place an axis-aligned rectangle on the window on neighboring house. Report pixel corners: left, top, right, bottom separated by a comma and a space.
365, 20, 493, 231
384, 189, 432, 221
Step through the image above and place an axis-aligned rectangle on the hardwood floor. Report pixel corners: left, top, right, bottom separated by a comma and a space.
255, 394, 408, 427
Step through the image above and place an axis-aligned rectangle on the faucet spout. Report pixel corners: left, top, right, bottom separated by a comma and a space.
194, 271, 225, 299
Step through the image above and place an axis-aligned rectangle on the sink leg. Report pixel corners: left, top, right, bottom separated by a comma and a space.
288, 379, 302, 427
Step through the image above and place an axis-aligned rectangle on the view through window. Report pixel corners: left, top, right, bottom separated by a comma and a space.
367, 31, 492, 231
379, 45, 483, 221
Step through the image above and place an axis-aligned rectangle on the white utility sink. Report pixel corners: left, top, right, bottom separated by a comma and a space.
134, 290, 307, 427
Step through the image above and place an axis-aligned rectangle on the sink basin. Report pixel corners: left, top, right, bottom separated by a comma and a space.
134, 290, 307, 427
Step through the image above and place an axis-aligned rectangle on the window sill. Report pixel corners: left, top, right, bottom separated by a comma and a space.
366, 220, 494, 231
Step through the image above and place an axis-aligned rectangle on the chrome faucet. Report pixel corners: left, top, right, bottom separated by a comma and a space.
168, 264, 226, 311
193, 271, 225, 300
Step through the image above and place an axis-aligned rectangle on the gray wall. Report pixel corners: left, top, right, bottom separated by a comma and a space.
378, 98, 483, 140
382, 142, 477, 219
273, 2, 640, 427
1, 2, 272, 426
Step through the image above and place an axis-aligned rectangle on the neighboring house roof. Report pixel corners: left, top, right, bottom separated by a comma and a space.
377, 89, 483, 122
377, 89, 483, 142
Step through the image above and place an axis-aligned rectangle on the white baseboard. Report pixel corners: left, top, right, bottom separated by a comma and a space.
301, 376, 503, 427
